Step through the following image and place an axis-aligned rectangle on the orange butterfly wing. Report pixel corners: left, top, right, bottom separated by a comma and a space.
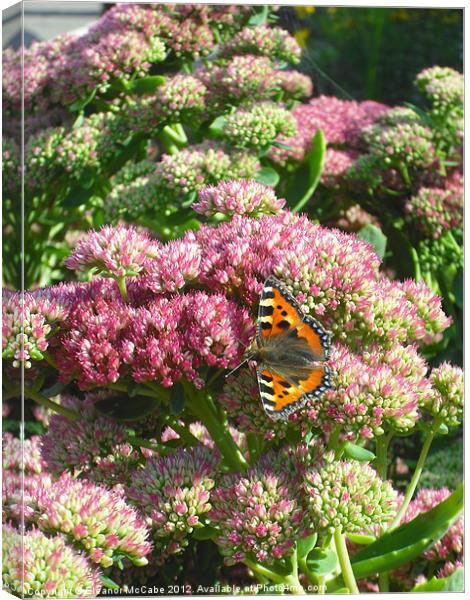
257, 365, 331, 420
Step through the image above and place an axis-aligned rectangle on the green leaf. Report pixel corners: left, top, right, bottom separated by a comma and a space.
69, 87, 97, 112
346, 533, 376, 546
192, 526, 218, 541
351, 484, 463, 579
412, 568, 463, 592
357, 224, 387, 260
170, 382, 186, 415
286, 129, 326, 213
95, 395, 158, 421
255, 166, 280, 187
208, 115, 226, 136
100, 576, 120, 590
130, 75, 166, 95
307, 549, 338, 577
248, 5, 269, 26
61, 186, 94, 209
343, 442, 376, 462
41, 381, 67, 398
272, 141, 293, 151
297, 533, 318, 560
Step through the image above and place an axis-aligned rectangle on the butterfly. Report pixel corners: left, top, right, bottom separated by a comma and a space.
247, 276, 333, 420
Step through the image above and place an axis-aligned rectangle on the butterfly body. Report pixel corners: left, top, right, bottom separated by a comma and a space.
253, 276, 333, 420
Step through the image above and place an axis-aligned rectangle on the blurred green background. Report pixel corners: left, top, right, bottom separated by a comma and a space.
279, 6, 463, 104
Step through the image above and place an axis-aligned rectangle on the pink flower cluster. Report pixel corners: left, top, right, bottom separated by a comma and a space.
220, 25, 302, 63
269, 96, 389, 165
193, 179, 286, 218
405, 186, 463, 239
2, 289, 66, 368
3, 524, 102, 598
41, 395, 142, 487
277, 70, 314, 100
49, 275, 253, 390
304, 451, 397, 534
128, 446, 218, 560
210, 453, 307, 565
130, 75, 208, 134
64, 224, 158, 279
35, 472, 152, 568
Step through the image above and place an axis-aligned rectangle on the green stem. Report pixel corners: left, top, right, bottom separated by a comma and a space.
410, 246, 422, 281
326, 426, 341, 452
183, 382, 248, 472
116, 276, 128, 302
126, 436, 173, 455
378, 571, 390, 592
333, 528, 359, 594
170, 123, 188, 145
158, 128, 179, 155
389, 423, 438, 530
244, 554, 306, 594
43, 351, 58, 370
375, 431, 393, 479
247, 432, 265, 463
24, 388, 79, 420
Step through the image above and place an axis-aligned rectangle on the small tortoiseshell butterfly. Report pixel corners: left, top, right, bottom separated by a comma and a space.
250, 276, 332, 420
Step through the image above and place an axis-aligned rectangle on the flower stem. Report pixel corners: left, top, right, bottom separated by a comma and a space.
375, 431, 393, 479
24, 388, 79, 420
183, 383, 248, 472
243, 555, 306, 594
333, 528, 359, 594
389, 423, 439, 530
116, 276, 128, 302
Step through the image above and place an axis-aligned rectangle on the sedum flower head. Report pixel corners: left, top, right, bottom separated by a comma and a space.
2, 290, 66, 368
363, 122, 436, 170
41, 395, 141, 486
3, 432, 46, 474
277, 70, 314, 100
2, 524, 102, 598
423, 362, 464, 427
54, 278, 135, 389
36, 473, 152, 568
222, 102, 296, 149
64, 224, 158, 279
193, 179, 286, 218
220, 25, 302, 63
318, 343, 431, 439
415, 66, 463, 113
153, 142, 260, 204
193, 212, 450, 349
200, 55, 281, 104
122, 291, 253, 388
269, 96, 388, 165
303, 452, 397, 534
210, 453, 307, 565
405, 186, 463, 239
128, 446, 218, 560
131, 75, 207, 133
141, 235, 201, 294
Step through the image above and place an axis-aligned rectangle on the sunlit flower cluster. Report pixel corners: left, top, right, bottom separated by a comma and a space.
222, 102, 297, 149
193, 179, 285, 218
128, 446, 218, 560
2, 524, 102, 598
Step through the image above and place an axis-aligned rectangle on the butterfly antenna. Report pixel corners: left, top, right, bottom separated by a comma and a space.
225, 352, 256, 379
